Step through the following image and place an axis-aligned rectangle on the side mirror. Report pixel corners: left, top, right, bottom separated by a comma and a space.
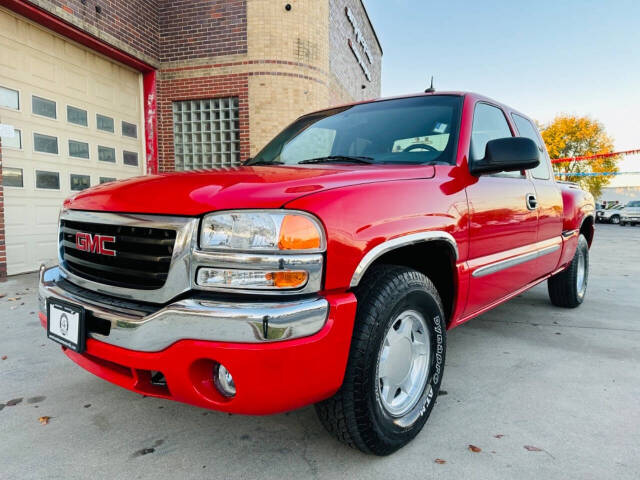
470, 137, 540, 176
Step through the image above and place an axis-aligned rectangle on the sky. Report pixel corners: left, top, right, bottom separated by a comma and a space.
364, 0, 640, 172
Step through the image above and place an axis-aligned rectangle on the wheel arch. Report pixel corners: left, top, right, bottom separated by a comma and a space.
580, 214, 595, 247
349, 232, 458, 322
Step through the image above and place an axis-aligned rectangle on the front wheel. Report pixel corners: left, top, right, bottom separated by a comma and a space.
548, 234, 589, 308
315, 265, 446, 455
610, 215, 621, 225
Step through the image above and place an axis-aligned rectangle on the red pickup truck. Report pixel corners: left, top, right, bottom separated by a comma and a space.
39, 91, 595, 455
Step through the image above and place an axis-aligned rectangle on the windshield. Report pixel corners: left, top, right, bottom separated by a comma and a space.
247, 95, 463, 166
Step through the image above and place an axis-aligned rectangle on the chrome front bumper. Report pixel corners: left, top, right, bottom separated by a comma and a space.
39, 266, 329, 352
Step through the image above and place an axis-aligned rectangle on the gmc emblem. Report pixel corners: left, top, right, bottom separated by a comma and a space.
75, 232, 116, 256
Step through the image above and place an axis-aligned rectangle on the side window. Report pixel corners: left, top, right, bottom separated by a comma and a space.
0, 85, 20, 110
512, 113, 551, 180
471, 103, 522, 178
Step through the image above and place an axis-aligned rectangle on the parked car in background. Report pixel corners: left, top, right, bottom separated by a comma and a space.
620, 201, 640, 226
597, 204, 624, 224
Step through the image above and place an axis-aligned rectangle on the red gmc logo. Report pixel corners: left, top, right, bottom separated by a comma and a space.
75, 232, 116, 256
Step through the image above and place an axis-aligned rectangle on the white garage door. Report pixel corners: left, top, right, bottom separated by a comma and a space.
0, 7, 145, 274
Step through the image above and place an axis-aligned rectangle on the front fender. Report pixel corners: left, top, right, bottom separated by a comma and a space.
283, 172, 469, 292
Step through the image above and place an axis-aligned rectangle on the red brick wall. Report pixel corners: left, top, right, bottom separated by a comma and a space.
158, 0, 247, 62
31, 0, 248, 63
156, 73, 250, 172
38, 0, 160, 60
0, 140, 6, 281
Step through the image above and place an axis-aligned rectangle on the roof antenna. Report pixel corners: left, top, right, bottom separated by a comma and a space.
425, 76, 435, 93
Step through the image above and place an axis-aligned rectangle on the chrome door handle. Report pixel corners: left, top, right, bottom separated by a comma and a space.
526, 193, 538, 210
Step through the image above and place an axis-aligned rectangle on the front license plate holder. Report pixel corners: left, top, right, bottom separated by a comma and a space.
47, 299, 86, 353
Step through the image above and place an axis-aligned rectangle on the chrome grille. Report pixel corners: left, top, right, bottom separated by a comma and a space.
60, 219, 177, 290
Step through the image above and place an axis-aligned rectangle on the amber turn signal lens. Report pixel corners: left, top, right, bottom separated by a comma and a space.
278, 215, 322, 250
266, 271, 308, 288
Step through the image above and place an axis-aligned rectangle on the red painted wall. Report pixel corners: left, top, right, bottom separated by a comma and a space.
0, 140, 5, 281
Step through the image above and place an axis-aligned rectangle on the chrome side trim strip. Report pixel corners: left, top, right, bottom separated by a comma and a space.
40, 266, 329, 351
350, 231, 458, 288
190, 250, 323, 295
472, 244, 561, 278
58, 210, 199, 304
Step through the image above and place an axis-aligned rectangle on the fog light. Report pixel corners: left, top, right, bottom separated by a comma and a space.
214, 364, 236, 397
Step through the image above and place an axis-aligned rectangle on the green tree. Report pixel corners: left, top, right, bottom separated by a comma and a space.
541, 115, 619, 198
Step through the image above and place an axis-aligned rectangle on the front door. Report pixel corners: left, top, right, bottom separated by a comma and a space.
464, 103, 539, 315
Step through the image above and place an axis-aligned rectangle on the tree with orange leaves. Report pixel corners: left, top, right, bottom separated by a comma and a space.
541, 115, 619, 198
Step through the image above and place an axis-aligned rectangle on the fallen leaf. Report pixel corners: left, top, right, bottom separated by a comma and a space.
1, 355, 7, 360
7, 297, 21, 301
524, 445, 543, 452
434, 458, 446, 464
6, 398, 23, 406
0, 294, 5, 299
468, 445, 482, 453
494, 434, 504, 439
38, 416, 51, 425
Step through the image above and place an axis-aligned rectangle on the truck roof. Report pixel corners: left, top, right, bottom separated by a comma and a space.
307, 91, 527, 121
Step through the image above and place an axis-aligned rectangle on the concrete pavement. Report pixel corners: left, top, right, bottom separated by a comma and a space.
1, 224, 638, 479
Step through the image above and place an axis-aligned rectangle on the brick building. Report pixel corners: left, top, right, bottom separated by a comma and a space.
0, 0, 382, 276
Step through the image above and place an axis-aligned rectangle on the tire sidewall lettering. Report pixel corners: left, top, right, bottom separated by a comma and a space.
373, 295, 446, 431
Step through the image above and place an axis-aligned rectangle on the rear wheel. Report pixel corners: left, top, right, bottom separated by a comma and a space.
548, 234, 589, 308
315, 265, 446, 455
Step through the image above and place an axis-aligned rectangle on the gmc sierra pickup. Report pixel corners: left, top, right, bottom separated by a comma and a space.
39, 91, 595, 455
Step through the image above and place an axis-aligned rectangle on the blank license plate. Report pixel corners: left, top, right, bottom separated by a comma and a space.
47, 300, 86, 353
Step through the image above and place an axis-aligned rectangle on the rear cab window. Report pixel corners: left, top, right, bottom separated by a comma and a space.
511, 113, 552, 180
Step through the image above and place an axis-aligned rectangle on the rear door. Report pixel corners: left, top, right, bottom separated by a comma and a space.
464, 103, 539, 315
511, 113, 563, 275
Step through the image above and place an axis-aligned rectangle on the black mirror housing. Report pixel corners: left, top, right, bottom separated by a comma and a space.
470, 137, 540, 176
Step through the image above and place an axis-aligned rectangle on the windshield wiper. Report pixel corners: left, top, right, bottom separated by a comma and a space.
246, 159, 284, 165
298, 155, 375, 165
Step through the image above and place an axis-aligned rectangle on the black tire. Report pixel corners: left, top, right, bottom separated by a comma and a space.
548, 234, 589, 308
610, 215, 620, 225
315, 265, 446, 455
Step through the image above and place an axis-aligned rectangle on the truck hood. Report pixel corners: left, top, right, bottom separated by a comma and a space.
64, 165, 436, 216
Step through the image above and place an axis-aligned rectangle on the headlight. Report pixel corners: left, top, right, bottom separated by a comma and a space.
200, 210, 325, 252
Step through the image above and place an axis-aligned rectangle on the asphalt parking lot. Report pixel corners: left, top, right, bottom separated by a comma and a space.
1, 223, 638, 479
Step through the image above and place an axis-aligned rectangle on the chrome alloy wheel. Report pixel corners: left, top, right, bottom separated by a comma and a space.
376, 309, 431, 417
576, 249, 587, 296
